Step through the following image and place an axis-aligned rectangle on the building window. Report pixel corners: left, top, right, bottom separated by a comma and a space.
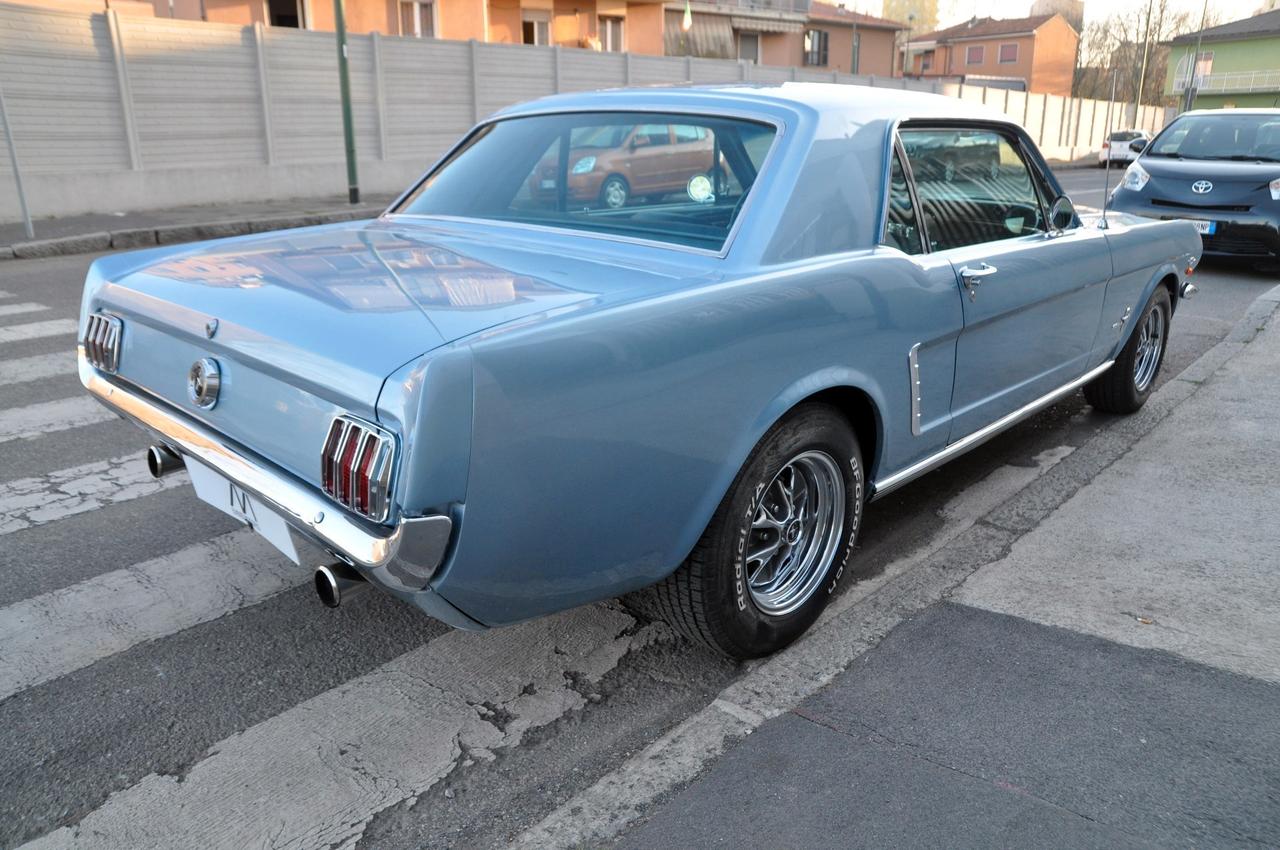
522, 10, 550, 45
599, 15, 623, 51
803, 29, 829, 66
998, 43, 1017, 63
398, 0, 434, 37
920, 50, 933, 71
267, 0, 304, 27
1173, 50, 1214, 90
966, 44, 984, 65
738, 31, 760, 63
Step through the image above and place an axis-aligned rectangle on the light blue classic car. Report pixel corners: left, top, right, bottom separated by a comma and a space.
79, 84, 1202, 659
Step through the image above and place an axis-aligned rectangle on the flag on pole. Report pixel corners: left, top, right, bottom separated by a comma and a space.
682, 0, 692, 32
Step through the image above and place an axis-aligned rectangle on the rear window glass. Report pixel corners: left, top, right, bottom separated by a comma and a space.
1110, 131, 1143, 141
394, 111, 777, 251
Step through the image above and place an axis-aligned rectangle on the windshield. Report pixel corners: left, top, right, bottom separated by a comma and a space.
1147, 114, 1280, 162
394, 111, 778, 251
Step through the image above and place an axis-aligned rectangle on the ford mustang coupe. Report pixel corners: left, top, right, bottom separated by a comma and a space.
78, 85, 1202, 659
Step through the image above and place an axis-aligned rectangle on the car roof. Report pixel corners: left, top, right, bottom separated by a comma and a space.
493, 82, 1006, 126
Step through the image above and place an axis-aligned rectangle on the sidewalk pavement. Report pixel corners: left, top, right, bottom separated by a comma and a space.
617, 287, 1280, 849
0, 194, 395, 261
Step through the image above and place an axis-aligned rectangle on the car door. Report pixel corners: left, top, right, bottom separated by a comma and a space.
628, 124, 672, 196
899, 124, 1111, 438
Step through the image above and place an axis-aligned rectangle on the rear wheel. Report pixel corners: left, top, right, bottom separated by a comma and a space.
625, 404, 864, 659
1085, 286, 1171, 414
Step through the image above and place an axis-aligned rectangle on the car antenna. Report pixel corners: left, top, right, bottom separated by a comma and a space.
1099, 69, 1119, 231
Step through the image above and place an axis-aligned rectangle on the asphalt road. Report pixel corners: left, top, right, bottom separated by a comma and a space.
0, 246, 1274, 849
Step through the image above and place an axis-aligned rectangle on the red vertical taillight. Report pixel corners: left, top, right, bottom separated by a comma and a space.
320, 415, 395, 521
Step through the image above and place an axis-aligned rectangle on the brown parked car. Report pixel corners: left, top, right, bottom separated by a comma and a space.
528, 122, 726, 209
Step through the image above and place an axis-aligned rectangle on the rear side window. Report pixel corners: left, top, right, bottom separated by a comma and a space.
883, 149, 923, 255
899, 128, 1045, 251
395, 111, 777, 251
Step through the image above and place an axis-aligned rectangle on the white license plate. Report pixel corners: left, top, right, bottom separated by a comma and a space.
1191, 220, 1216, 235
185, 458, 300, 563
540, 179, 556, 189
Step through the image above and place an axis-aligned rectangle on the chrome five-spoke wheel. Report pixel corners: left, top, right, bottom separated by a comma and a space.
747, 450, 846, 616
1133, 304, 1165, 393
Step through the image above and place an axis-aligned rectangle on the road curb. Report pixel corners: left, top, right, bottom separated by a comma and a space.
2, 206, 385, 261
512, 282, 1280, 850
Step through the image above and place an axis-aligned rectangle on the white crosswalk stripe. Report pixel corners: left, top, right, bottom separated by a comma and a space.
0, 453, 187, 536
0, 302, 49, 318
0, 352, 73, 387
0, 396, 114, 443
19, 606, 655, 850
0, 529, 304, 702
0, 319, 78, 345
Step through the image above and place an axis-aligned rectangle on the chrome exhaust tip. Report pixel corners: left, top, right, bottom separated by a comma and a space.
315, 562, 367, 608
1180, 282, 1198, 300
146, 444, 184, 479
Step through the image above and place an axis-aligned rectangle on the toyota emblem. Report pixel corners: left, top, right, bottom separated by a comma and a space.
188, 358, 221, 409
1191, 180, 1213, 194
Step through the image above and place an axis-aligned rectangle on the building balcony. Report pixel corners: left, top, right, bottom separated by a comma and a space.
1174, 69, 1280, 95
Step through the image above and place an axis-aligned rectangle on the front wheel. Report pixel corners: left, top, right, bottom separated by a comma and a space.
599, 175, 629, 209
625, 404, 864, 659
1085, 286, 1171, 414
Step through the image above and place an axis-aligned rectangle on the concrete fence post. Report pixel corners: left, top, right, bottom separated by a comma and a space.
0, 83, 34, 239
252, 23, 275, 165
868, 74, 876, 87
790, 66, 797, 81
1038, 93, 1049, 148
624, 51, 632, 85
553, 45, 562, 93
1058, 94, 1069, 147
740, 60, 748, 81
106, 10, 142, 171
469, 39, 481, 123
371, 32, 388, 160
832, 70, 838, 82
686, 55, 693, 83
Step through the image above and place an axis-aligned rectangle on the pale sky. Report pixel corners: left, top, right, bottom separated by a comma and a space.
844, 0, 1260, 31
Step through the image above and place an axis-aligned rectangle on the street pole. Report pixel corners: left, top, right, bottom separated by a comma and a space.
0, 83, 34, 240
1182, 0, 1209, 113
333, 0, 359, 204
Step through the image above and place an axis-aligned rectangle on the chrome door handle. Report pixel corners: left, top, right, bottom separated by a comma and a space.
958, 263, 998, 301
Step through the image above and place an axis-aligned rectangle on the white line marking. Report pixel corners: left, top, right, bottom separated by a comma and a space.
0, 453, 187, 535
0, 289, 12, 298
0, 352, 73, 387
0, 319, 78, 345
0, 530, 304, 702
512, 448, 1082, 850
20, 607, 662, 850
0, 302, 48, 318
0, 397, 115, 444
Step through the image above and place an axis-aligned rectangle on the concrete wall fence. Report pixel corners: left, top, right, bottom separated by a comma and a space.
0, 1, 1175, 221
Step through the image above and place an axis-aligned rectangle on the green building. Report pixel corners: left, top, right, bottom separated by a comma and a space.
1165, 9, 1280, 110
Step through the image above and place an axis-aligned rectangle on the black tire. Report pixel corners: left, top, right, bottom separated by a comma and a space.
1084, 286, 1172, 414
599, 175, 629, 209
624, 404, 865, 659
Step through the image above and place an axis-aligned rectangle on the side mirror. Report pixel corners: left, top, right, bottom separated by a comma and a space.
1129, 138, 1148, 153
1049, 195, 1076, 233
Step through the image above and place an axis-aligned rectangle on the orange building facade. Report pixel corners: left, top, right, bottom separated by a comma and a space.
12, 0, 904, 74
905, 13, 1078, 96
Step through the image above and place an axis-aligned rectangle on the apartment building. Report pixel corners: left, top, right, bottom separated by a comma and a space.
905, 13, 1078, 96
12, 0, 903, 74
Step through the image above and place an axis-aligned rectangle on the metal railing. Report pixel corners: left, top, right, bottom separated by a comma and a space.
1174, 69, 1280, 94
729, 0, 812, 14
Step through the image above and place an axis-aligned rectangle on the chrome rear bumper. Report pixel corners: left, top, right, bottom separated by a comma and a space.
78, 349, 478, 627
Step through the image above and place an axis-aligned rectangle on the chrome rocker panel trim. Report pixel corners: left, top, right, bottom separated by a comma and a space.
871, 359, 1115, 499
77, 349, 477, 627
